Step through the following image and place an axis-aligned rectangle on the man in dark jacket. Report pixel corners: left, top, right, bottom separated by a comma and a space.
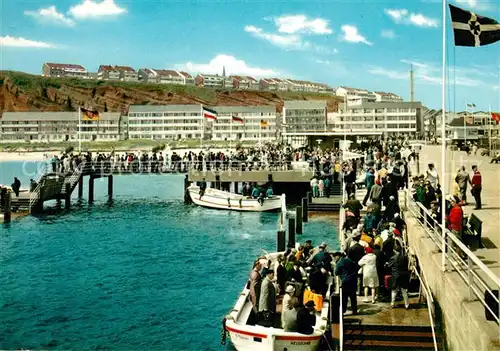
309, 267, 328, 297
386, 245, 410, 309
335, 255, 358, 315
296, 300, 316, 334
382, 176, 398, 207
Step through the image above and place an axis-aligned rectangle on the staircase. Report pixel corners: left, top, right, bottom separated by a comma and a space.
60, 162, 85, 196
307, 183, 343, 212
343, 323, 442, 350
29, 164, 50, 210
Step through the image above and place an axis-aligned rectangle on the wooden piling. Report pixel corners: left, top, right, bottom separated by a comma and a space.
65, 183, 71, 209
3, 191, 12, 223
307, 191, 312, 203
296, 206, 303, 234
88, 176, 94, 204
288, 217, 296, 248
108, 175, 113, 197
184, 175, 191, 203
277, 230, 286, 252
78, 178, 83, 198
302, 197, 308, 223
215, 175, 221, 190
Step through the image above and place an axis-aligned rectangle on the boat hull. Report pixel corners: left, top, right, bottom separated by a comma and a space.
187, 186, 282, 212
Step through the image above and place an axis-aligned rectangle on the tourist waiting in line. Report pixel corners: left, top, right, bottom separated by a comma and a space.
335, 253, 359, 315
281, 285, 297, 329
11, 177, 21, 197
386, 244, 410, 309
282, 301, 301, 332
310, 177, 319, 198
358, 247, 379, 304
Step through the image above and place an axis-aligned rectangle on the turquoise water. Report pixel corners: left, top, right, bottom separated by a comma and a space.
0, 161, 339, 350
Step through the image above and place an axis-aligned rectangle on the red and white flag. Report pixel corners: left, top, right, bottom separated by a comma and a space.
492, 112, 500, 123
202, 107, 217, 120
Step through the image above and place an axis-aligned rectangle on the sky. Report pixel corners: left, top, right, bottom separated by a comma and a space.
0, 0, 499, 110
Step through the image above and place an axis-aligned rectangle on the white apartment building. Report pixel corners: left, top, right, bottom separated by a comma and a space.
127, 104, 207, 140
0, 112, 122, 143
42, 63, 88, 78
196, 74, 232, 88
335, 87, 377, 106
211, 106, 277, 142
285, 79, 329, 93
374, 91, 403, 102
330, 101, 423, 136
282, 100, 327, 147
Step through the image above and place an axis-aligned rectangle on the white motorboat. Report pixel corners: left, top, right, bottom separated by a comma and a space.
187, 185, 283, 212
223, 252, 331, 351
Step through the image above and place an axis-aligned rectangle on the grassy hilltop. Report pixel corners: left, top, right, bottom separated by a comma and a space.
0, 71, 341, 115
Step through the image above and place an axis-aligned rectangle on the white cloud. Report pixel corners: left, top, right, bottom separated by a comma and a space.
384, 9, 408, 22
69, 0, 126, 19
409, 13, 439, 28
340, 25, 373, 45
274, 15, 332, 35
244, 25, 306, 50
384, 8, 438, 28
175, 54, 280, 77
0, 36, 56, 48
381, 30, 396, 39
24, 6, 75, 26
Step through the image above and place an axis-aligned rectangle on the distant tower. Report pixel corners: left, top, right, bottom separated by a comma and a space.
410, 63, 414, 102
222, 65, 226, 77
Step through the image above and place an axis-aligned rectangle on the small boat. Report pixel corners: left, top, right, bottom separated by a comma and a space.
187, 185, 283, 212
223, 252, 332, 351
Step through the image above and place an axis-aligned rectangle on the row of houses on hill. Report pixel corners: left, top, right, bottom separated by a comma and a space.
41, 62, 334, 94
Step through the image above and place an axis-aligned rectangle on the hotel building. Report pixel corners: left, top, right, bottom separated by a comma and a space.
0, 112, 122, 143
331, 101, 423, 136
42, 63, 88, 78
210, 106, 277, 142
282, 100, 327, 147
127, 105, 206, 140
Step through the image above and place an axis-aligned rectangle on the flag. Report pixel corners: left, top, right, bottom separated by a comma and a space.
260, 119, 269, 128
449, 4, 500, 47
202, 107, 217, 120
467, 103, 476, 108
231, 115, 244, 123
492, 112, 500, 122
81, 107, 100, 121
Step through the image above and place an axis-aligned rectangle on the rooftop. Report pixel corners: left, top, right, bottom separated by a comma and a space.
1, 112, 121, 122
45, 63, 86, 70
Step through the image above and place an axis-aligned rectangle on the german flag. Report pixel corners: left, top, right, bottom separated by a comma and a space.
81, 107, 100, 121
232, 115, 244, 123
260, 119, 269, 128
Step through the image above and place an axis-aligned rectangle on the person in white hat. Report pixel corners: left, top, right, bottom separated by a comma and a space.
281, 285, 296, 328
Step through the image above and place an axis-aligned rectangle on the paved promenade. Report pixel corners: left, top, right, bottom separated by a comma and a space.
412, 145, 500, 278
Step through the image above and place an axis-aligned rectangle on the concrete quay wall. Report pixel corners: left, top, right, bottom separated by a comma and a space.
405, 214, 500, 351
188, 169, 314, 182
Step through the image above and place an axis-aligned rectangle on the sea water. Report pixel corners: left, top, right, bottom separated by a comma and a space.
0, 161, 339, 350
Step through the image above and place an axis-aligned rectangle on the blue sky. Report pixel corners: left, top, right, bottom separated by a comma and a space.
1, 0, 498, 110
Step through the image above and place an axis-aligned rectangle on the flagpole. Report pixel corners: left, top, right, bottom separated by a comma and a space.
200, 104, 203, 150
78, 107, 82, 154
464, 101, 467, 144
489, 104, 492, 157
344, 94, 347, 153
441, 0, 447, 272
230, 115, 232, 151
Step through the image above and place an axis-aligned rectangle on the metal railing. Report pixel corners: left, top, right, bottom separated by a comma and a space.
406, 190, 500, 324
29, 164, 50, 210
412, 266, 439, 351
60, 162, 85, 195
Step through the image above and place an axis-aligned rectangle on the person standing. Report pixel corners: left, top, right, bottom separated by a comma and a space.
335, 254, 359, 315
358, 247, 379, 304
249, 260, 262, 313
425, 163, 439, 190
363, 168, 375, 206
11, 177, 21, 197
258, 268, 277, 326
386, 244, 410, 309
456, 166, 470, 205
469, 165, 482, 210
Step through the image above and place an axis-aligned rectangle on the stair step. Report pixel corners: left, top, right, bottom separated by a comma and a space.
344, 339, 436, 350
343, 324, 433, 333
